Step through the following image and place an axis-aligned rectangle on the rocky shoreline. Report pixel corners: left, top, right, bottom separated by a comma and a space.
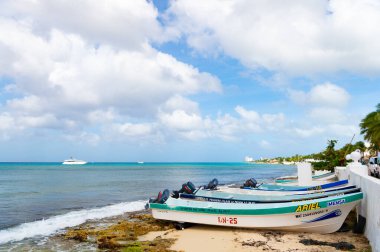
63, 210, 176, 251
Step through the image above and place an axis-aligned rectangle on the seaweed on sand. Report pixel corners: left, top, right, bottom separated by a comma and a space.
299, 239, 355, 250
65, 213, 176, 251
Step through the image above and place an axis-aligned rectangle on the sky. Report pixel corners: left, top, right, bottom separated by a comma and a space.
0, 0, 379, 162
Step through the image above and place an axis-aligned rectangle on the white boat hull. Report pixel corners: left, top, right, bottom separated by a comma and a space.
152, 201, 356, 233
275, 173, 337, 186
217, 185, 348, 196
62, 160, 87, 165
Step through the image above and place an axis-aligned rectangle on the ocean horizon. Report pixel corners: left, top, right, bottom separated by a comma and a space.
0, 162, 296, 249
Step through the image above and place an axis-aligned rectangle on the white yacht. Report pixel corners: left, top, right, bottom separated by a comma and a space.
62, 157, 87, 165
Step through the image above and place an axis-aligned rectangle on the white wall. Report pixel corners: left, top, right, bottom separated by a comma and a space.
349, 164, 380, 252
297, 162, 312, 186
335, 166, 349, 180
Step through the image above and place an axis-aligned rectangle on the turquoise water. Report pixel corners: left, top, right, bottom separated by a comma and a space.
0, 162, 296, 245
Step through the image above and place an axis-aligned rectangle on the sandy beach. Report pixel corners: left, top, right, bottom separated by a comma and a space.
58, 209, 371, 252
140, 224, 370, 252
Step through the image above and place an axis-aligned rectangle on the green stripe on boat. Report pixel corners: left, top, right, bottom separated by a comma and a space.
149, 192, 363, 216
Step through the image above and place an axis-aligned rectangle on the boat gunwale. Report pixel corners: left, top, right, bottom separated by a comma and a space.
184, 187, 361, 203
149, 192, 363, 216
275, 172, 336, 183
242, 179, 348, 191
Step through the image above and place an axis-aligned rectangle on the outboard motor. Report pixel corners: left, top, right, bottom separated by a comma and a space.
149, 189, 170, 204
179, 181, 196, 194
159, 189, 170, 203
242, 178, 258, 188
204, 178, 218, 190
171, 190, 180, 199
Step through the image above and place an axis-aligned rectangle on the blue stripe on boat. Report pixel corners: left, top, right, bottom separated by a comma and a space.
303, 209, 342, 223
293, 180, 348, 191
243, 180, 349, 191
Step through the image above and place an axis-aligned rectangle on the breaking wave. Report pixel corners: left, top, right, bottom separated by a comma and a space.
0, 200, 146, 244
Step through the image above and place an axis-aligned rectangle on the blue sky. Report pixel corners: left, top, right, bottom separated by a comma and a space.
0, 0, 379, 162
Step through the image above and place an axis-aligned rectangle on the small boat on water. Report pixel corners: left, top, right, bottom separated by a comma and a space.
149, 191, 363, 233
62, 157, 87, 165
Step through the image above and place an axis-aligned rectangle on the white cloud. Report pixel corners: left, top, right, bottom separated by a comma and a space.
0, 112, 60, 140
6, 95, 45, 114
155, 106, 286, 141
162, 95, 200, 114
308, 83, 350, 108
0, 0, 165, 50
159, 110, 204, 132
213, 114, 241, 141
0, 0, 366, 154
17, 114, 59, 128
309, 107, 346, 123
292, 122, 358, 139
87, 109, 119, 124
235, 106, 260, 121
327, 124, 359, 137
64, 131, 101, 146
166, 0, 380, 75
0, 113, 19, 140
0, 24, 221, 115
293, 126, 325, 138
288, 82, 350, 123
114, 122, 154, 137
0, 5, 222, 142
287, 82, 354, 136
262, 113, 286, 130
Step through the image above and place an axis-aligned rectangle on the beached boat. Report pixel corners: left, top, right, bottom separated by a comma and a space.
149, 192, 363, 233
250, 179, 347, 191
185, 186, 360, 203
62, 157, 87, 165
216, 179, 349, 196
275, 171, 336, 184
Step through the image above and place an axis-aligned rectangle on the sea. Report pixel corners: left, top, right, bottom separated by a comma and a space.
0, 162, 296, 251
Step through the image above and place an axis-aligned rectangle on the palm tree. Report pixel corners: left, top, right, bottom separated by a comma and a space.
360, 103, 380, 153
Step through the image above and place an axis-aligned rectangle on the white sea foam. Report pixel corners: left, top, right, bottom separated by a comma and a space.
0, 200, 146, 244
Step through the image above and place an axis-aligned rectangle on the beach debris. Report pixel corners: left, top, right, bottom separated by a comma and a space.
241, 240, 267, 247
299, 239, 355, 250
262, 231, 284, 242
241, 231, 284, 251
241, 239, 275, 251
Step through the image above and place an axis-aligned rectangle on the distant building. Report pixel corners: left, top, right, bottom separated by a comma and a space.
282, 161, 295, 165
304, 158, 323, 163
268, 159, 278, 164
